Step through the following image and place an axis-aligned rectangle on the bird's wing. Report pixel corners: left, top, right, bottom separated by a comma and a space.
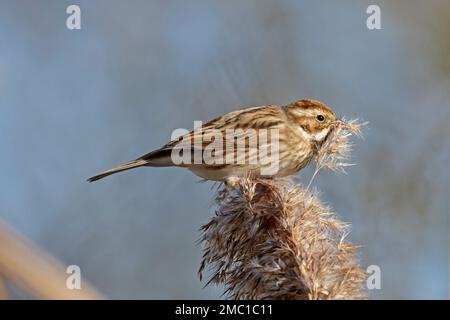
144, 105, 284, 168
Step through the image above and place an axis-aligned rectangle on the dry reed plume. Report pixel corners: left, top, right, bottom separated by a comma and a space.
198, 119, 367, 300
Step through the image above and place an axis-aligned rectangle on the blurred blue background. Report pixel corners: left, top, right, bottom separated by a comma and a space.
0, 0, 448, 299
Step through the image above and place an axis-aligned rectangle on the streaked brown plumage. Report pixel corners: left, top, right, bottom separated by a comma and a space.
87, 99, 338, 183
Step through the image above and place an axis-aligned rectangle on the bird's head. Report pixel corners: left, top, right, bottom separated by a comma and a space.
284, 99, 338, 144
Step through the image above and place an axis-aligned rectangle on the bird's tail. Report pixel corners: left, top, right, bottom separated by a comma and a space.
87, 159, 148, 182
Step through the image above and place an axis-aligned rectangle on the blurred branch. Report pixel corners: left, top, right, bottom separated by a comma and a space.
0, 220, 103, 299
0, 273, 9, 299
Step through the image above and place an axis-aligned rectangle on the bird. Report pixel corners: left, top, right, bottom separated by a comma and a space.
87, 99, 338, 184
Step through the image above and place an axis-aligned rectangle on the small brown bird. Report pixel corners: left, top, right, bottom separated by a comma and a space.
87, 99, 338, 183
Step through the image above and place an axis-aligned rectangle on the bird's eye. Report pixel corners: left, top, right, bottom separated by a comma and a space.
316, 115, 325, 122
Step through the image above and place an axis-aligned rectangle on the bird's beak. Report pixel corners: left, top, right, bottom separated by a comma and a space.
332, 119, 345, 128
